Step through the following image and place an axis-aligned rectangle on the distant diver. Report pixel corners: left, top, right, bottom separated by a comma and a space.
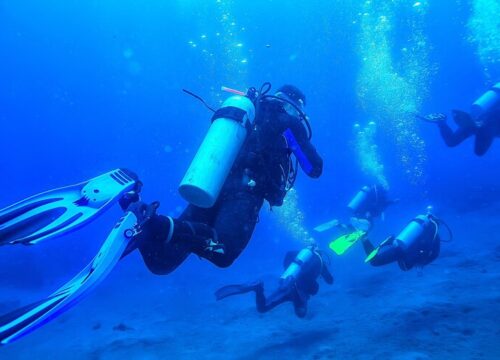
0, 82, 322, 344
420, 82, 500, 156
215, 245, 334, 318
361, 208, 452, 271
314, 184, 396, 255
345, 184, 395, 232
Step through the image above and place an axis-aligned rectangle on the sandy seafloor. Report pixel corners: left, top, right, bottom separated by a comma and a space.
1, 206, 500, 360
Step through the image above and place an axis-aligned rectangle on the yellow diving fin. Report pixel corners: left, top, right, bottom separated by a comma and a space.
365, 247, 380, 263
329, 230, 366, 255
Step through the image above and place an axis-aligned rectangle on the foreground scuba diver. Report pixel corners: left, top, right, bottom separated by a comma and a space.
362, 208, 452, 271
420, 82, 500, 156
129, 83, 322, 274
314, 184, 395, 255
215, 245, 333, 318
0, 83, 322, 344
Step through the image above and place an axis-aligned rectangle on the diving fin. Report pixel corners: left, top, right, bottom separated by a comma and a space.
0, 169, 137, 246
313, 219, 340, 233
215, 281, 263, 301
329, 230, 366, 256
365, 247, 379, 263
0, 211, 138, 345
364, 235, 393, 263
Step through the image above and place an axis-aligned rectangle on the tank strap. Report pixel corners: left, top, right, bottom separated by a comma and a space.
412, 217, 427, 226
292, 259, 304, 267
211, 106, 253, 131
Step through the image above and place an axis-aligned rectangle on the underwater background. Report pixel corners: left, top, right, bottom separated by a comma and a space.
1, 0, 500, 358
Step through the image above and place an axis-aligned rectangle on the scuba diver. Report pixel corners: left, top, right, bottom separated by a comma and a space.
127, 83, 323, 274
0, 83, 322, 344
346, 184, 395, 232
361, 208, 452, 271
420, 82, 500, 156
314, 184, 396, 256
215, 245, 333, 318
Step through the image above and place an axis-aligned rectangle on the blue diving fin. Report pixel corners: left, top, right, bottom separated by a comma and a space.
0, 211, 138, 345
0, 169, 137, 245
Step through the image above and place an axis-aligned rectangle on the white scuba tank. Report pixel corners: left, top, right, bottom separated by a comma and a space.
470, 82, 500, 119
348, 186, 370, 212
179, 95, 256, 208
280, 248, 314, 280
395, 214, 431, 248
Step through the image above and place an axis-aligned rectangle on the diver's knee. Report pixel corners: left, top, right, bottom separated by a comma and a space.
294, 306, 307, 318
212, 255, 236, 268
139, 251, 176, 275
145, 263, 174, 275
256, 306, 266, 314
367, 258, 385, 267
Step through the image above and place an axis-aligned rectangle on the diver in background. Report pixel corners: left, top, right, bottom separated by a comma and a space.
361, 208, 451, 271
346, 184, 395, 232
420, 82, 500, 156
314, 184, 396, 256
123, 84, 323, 274
315, 184, 396, 234
215, 245, 334, 318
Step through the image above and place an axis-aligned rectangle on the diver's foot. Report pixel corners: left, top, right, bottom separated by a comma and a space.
350, 217, 372, 232
417, 113, 447, 124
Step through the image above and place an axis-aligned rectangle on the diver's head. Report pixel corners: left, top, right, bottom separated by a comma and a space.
275, 84, 306, 116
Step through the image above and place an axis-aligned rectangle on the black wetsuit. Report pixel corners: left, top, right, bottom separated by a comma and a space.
362, 219, 440, 271
135, 97, 323, 275
215, 249, 334, 318
438, 109, 500, 156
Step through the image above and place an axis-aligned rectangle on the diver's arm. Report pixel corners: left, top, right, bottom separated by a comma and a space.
321, 266, 334, 285
283, 116, 323, 178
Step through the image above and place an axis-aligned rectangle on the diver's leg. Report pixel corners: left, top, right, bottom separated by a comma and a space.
136, 214, 190, 275
200, 191, 264, 268
474, 127, 495, 156
137, 189, 263, 273
293, 297, 308, 318
438, 123, 474, 147
361, 236, 376, 255
256, 282, 292, 313
215, 281, 264, 301
366, 240, 403, 267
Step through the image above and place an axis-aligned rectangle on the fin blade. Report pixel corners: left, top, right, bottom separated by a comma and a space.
329, 230, 365, 255
314, 219, 340, 233
0, 212, 137, 345
0, 169, 137, 246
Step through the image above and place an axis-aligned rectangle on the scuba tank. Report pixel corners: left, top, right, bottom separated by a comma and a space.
348, 186, 372, 213
179, 82, 311, 208
395, 214, 435, 247
280, 247, 315, 280
470, 82, 500, 119
179, 95, 256, 208
395, 212, 442, 270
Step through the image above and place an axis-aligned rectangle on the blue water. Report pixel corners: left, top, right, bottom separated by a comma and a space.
1, 1, 500, 359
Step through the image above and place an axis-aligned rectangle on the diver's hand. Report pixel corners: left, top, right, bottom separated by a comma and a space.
118, 169, 143, 211
417, 113, 447, 124
126, 201, 160, 227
